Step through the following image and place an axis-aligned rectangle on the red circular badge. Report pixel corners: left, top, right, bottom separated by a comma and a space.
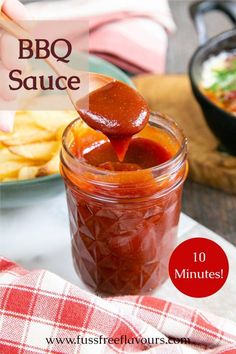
169, 237, 229, 298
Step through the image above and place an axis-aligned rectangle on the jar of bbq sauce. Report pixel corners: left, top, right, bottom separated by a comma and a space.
60, 112, 187, 296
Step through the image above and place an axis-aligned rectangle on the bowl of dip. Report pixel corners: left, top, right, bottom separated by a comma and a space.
189, 0, 236, 154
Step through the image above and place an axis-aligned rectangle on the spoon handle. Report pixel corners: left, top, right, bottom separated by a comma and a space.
0, 11, 82, 107
0, 11, 114, 107
0, 11, 68, 77
0, 12, 30, 39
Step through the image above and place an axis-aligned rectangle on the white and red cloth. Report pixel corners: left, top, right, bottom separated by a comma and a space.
0, 257, 236, 354
28, 0, 175, 74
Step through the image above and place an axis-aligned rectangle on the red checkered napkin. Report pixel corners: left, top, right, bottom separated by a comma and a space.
0, 257, 236, 354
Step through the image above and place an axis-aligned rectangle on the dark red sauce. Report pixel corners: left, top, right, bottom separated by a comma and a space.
76, 80, 150, 161
82, 137, 172, 171
60, 81, 186, 296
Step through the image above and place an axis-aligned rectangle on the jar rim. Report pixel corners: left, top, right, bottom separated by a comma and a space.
62, 111, 187, 178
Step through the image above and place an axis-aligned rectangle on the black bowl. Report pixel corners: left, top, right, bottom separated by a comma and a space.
189, 0, 236, 154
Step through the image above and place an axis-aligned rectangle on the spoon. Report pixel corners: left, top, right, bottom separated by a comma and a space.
0, 10, 114, 109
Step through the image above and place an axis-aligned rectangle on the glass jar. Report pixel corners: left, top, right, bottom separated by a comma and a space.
60, 112, 188, 296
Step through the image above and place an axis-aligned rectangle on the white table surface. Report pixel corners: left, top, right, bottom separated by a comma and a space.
1, 193, 235, 322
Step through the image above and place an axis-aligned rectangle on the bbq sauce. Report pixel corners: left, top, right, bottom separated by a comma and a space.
60, 114, 187, 296
76, 80, 150, 161
83, 138, 172, 171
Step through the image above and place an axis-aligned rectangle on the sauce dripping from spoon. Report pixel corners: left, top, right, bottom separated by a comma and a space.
76, 80, 150, 161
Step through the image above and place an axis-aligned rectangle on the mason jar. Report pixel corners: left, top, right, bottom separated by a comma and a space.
60, 112, 188, 296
